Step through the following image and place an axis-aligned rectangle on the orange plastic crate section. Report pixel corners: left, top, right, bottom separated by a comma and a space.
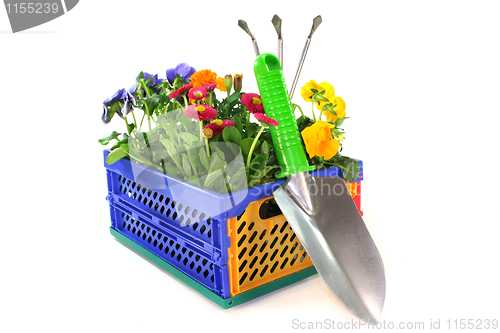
227, 197, 313, 297
227, 181, 362, 297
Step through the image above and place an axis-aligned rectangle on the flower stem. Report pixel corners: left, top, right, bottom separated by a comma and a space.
139, 80, 155, 137
246, 110, 250, 128
151, 117, 160, 128
293, 103, 305, 118
323, 161, 347, 170
311, 102, 317, 122
182, 95, 189, 110
246, 126, 265, 174
199, 121, 210, 156
130, 110, 138, 131
139, 113, 146, 132
205, 138, 210, 157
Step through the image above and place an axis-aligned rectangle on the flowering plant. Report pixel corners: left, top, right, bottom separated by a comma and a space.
99, 64, 360, 193
297, 80, 360, 181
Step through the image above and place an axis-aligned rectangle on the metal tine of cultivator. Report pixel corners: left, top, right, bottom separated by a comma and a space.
289, 15, 322, 100
238, 19, 260, 56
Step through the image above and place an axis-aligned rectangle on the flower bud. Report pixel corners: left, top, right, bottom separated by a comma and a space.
234, 74, 243, 93
205, 91, 214, 107
224, 74, 233, 93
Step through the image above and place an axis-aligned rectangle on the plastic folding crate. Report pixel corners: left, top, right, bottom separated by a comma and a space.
104, 150, 363, 307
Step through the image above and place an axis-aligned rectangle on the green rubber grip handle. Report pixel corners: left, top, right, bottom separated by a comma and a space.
254, 53, 315, 178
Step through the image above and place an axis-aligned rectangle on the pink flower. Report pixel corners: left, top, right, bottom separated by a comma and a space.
204, 119, 236, 135
222, 120, 235, 128
188, 87, 207, 101
169, 84, 193, 98
254, 113, 278, 127
184, 104, 217, 121
241, 93, 265, 114
202, 83, 217, 91
202, 127, 214, 138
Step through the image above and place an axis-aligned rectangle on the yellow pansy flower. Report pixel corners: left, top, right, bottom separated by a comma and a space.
322, 96, 346, 123
301, 120, 340, 160
301, 80, 335, 110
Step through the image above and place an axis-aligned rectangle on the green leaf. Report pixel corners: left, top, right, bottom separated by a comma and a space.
248, 153, 269, 187
204, 169, 224, 189
181, 153, 193, 177
98, 131, 121, 145
162, 159, 181, 178
209, 152, 227, 171
178, 132, 199, 146
343, 161, 361, 183
177, 112, 196, 132
334, 116, 349, 127
199, 148, 210, 170
245, 123, 259, 138
297, 116, 313, 133
313, 93, 330, 102
161, 117, 180, 143
233, 117, 243, 133
127, 123, 135, 133
143, 96, 161, 116
111, 134, 129, 151
106, 148, 129, 165
212, 144, 226, 161
160, 139, 183, 172
187, 146, 203, 172
222, 126, 242, 146
239, 138, 255, 156
260, 141, 270, 155
226, 92, 242, 106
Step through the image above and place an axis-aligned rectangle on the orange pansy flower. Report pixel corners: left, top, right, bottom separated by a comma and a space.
301, 121, 340, 160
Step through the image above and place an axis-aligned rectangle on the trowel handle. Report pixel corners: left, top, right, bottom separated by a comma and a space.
254, 53, 315, 178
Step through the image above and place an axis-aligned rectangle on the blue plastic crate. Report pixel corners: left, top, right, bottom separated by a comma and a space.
104, 150, 363, 300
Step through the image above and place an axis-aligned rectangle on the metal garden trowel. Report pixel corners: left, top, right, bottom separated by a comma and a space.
254, 54, 386, 323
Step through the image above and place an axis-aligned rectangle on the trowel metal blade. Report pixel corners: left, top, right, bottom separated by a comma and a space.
273, 174, 385, 323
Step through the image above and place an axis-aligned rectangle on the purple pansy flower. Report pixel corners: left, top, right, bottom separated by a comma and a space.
130, 72, 164, 97
139, 72, 164, 87
166, 63, 196, 84
103, 88, 127, 106
102, 89, 136, 123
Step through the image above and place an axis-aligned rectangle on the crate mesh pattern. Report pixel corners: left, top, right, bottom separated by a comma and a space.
114, 207, 217, 289
227, 197, 313, 296
117, 175, 213, 242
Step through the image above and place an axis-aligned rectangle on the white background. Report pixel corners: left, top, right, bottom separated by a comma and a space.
1, 1, 499, 332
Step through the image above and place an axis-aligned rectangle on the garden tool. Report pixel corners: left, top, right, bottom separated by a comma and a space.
271, 15, 283, 69
254, 54, 385, 323
289, 15, 322, 100
238, 20, 260, 56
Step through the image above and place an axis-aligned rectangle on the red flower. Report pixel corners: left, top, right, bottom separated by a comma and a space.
184, 104, 217, 121
169, 84, 193, 98
254, 113, 278, 127
241, 93, 264, 114
188, 87, 207, 101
